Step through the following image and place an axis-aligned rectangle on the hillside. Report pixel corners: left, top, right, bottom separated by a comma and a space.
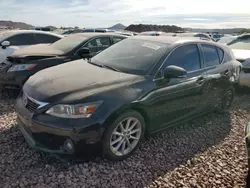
184, 28, 244, 34
125, 24, 183, 33
108, 23, 126, 30
0, 20, 33, 29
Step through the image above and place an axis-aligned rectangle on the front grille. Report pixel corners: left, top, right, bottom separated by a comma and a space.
26, 98, 40, 113
22, 92, 48, 113
22, 93, 40, 113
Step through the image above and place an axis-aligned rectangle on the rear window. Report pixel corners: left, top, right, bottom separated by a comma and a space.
217, 48, 224, 62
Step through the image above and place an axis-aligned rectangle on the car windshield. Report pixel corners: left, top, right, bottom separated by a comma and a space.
218, 36, 237, 44
0, 31, 13, 42
91, 38, 169, 75
228, 39, 250, 50
49, 35, 86, 53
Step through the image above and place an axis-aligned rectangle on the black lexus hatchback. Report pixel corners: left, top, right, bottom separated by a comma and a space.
0, 33, 126, 89
16, 36, 241, 161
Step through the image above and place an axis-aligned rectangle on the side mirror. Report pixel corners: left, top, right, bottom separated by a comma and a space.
1, 41, 10, 49
164, 65, 187, 79
77, 47, 90, 58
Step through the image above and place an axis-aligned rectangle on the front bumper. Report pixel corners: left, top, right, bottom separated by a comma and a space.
239, 72, 250, 88
16, 95, 105, 154
0, 70, 29, 88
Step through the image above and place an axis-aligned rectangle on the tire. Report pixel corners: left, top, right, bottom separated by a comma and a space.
216, 87, 235, 114
102, 110, 145, 161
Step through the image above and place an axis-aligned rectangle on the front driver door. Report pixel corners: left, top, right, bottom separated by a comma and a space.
148, 44, 207, 132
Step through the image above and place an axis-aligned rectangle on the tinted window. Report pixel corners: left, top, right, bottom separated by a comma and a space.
34, 34, 60, 43
71, 29, 83, 34
200, 34, 210, 39
113, 37, 124, 44
201, 44, 220, 67
91, 39, 169, 75
7, 34, 36, 45
95, 29, 106, 33
217, 48, 224, 62
84, 37, 111, 53
84, 29, 95, 32
166, 44, 201, 72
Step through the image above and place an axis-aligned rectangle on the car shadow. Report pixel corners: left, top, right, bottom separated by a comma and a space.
1, 109, 234, 187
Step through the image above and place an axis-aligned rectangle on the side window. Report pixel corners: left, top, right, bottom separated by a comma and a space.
34, 34, 60, 44
201, 44, 220, 67
7, 34, 36, 45
201, 34, 210, 39
217, 48, 224, 62
84, 37, 111, 53
166, 44, 201, 72
113, 37, 124, 44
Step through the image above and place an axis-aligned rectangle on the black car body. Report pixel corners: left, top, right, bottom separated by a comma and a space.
0, 33, 126, 89
16, 36, 241, 160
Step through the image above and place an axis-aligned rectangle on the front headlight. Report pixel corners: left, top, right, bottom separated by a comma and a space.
8, 64, 36, 72
46, 101, 103, 118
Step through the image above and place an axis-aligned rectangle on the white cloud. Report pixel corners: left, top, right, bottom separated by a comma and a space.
0, 0, 250, 28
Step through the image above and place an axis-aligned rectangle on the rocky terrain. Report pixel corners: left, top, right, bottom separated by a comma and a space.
0, 91, 250, 187
125, 24, 184, 33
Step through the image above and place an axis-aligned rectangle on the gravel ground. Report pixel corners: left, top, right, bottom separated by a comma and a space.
0, 90, 250, 188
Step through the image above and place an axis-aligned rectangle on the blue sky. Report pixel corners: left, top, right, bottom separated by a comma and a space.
1, 0, 250, 28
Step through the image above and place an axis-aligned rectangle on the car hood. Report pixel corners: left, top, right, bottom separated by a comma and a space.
23, 60, 138, 103
10, 43, 64, 58
232, 49, 250, 62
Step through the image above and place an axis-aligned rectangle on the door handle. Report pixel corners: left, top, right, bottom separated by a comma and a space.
196, 77, 205, 85
224, 70, 229, 76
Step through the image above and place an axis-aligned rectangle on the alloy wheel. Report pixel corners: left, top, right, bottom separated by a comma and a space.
110, 117, 142, 156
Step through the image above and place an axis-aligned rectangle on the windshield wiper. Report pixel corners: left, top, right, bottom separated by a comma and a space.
88, 60, 120, 72
88, 59, 103, 68
102, 64, 121, 72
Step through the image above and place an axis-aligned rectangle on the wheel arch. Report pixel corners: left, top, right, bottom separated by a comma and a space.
101, 104, 151, 136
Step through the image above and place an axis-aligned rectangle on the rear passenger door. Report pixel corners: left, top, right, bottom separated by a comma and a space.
33, 33, 60, 44
199, 44, 231, 108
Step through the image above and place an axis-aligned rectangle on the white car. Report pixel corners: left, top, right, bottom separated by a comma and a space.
228, 34, 250, 87
0, 30, 63, 65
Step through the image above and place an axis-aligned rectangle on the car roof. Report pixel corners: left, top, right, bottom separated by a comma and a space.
129, 36, 231, 51
1, 30, 63, 38
129, 36, 213, 44
69, 32, 128, 38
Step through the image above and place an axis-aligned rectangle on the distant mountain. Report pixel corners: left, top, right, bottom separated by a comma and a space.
108, 23, 126, 30
0, 20, 33, 29
184, 28, 244, 34
125, 24, 184, 33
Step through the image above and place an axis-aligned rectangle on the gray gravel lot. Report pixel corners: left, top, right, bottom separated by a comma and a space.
0, 91, 250, 188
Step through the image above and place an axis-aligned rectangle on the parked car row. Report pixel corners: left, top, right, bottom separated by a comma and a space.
0, 33, 126, 89
0, 31, 239, 161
